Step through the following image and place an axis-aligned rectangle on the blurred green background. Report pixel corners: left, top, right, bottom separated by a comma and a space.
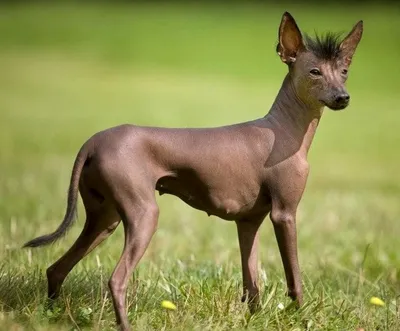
0, 1, 399, 330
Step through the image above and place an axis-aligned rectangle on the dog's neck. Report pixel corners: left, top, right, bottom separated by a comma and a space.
265, 74, 324, 155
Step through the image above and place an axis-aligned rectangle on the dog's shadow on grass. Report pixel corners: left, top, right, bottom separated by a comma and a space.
0, 264, 117, 327
1, 262, 369, 330
0, 265, 48, 311
0, 262, 249, 328
0, 263, 185, 328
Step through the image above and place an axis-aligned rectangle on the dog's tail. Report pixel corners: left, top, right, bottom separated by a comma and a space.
23, 145, 89, 248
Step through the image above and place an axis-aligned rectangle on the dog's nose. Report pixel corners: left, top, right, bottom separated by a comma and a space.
335, 93, 350, 104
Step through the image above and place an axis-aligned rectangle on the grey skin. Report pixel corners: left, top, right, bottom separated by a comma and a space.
23, 12, 363, 331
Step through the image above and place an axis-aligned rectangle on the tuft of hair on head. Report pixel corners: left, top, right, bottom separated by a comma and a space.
304, 31, 343, 61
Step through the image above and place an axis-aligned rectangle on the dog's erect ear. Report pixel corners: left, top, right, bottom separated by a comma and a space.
277, 12, 305, 64
340, 20, 363, 66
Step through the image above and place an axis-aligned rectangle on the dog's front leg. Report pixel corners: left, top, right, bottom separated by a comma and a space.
270, 204, 303, 306
235, 218, 264, 313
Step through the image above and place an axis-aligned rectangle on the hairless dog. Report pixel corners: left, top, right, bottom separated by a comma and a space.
24, 12, 363, 330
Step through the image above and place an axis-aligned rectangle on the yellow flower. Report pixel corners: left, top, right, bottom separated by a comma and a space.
369, 297, 385, 306
161, 300, 177, 310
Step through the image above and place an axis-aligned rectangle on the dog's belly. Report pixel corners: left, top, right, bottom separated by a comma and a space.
156, 175, 271, 220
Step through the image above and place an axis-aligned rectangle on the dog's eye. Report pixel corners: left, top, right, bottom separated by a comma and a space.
342, 69, 348, 75
310, 69, 322, 76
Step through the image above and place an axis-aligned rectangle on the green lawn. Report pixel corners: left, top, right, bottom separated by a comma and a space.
0, 2, 399, 330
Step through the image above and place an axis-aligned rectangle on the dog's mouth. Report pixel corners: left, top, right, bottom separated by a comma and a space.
320, 100, 349, 111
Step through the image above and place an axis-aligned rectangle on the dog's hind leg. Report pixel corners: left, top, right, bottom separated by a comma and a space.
108, 191, 159, 331
46, 186, 121, 300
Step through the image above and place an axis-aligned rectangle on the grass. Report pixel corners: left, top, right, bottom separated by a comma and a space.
0, 2, 399, 330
